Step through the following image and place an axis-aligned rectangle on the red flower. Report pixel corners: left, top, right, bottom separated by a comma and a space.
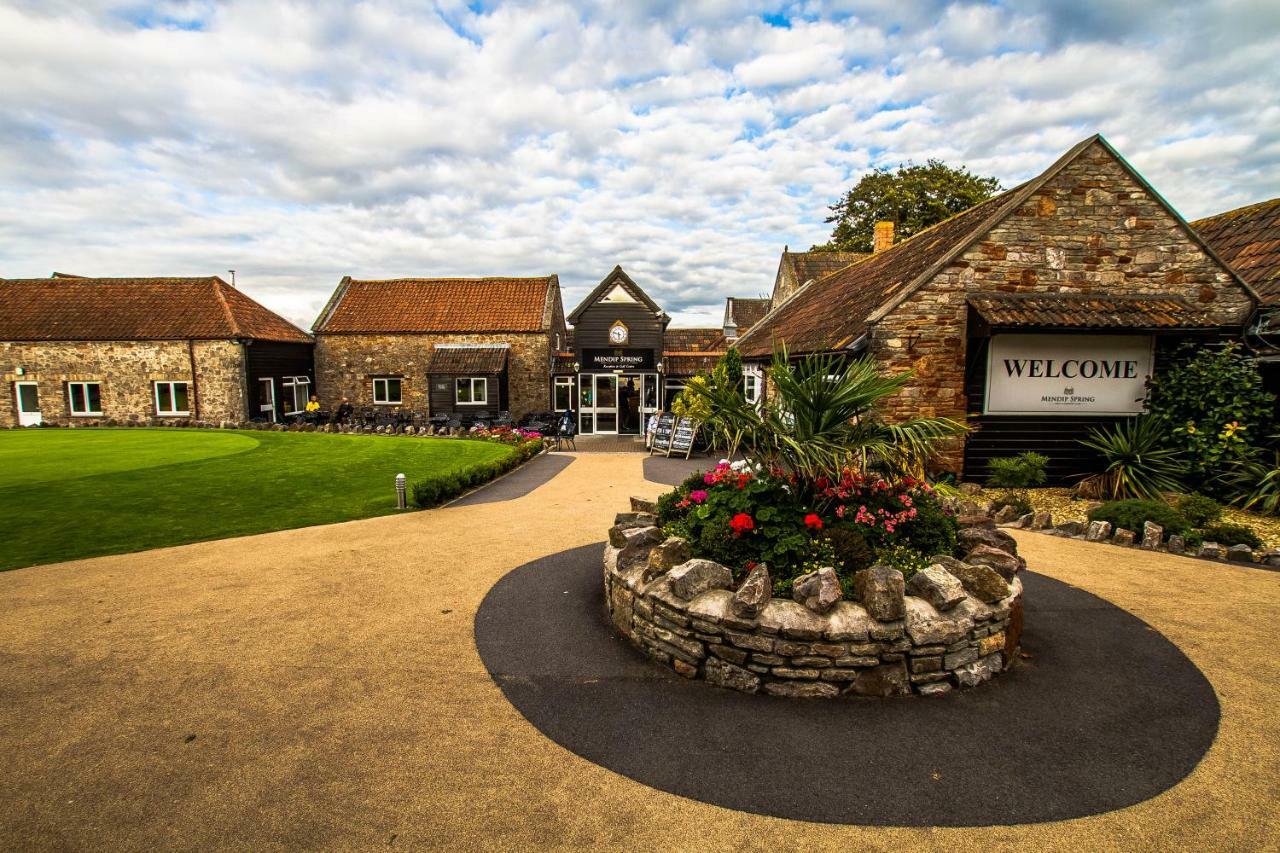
729, 513, 755, 535
804, 513, 823, 530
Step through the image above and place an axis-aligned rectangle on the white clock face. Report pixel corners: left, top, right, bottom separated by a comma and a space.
609, 323, 628, 344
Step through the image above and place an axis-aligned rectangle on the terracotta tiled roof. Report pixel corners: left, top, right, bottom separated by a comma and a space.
737, 186, 1020, 358
663, 327, 727, 376
968, 293, 1214, 328
724, 297, 770, 332
427, 344, 509, 374
783, 250, 868, 288
1192, 198, 1280, 305
314, 276, 558, 334
0, 276, 311, 343
738, 134, 1257, 359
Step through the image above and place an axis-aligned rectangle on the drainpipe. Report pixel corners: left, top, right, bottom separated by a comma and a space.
187, 339, 202, 420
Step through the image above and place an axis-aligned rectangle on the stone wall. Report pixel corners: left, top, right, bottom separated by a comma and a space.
1, 339, 246, 427
603, 501, 1024, 698
869, 139, 1256, 473
314, 332, 553, 418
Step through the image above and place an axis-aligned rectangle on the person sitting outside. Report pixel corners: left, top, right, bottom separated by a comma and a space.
334, 397, 354, 425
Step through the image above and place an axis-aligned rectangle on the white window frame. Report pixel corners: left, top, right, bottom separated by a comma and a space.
67, 381, 103, 416
372, 377, 402, 405
282, 376, 311, 414
743, 374, 761, 405
553, 376, 574, 411
455, 377, 488, 405
154, 381, 190, 416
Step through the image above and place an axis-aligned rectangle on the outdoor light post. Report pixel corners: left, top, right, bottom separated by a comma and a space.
396, 473, 406, 509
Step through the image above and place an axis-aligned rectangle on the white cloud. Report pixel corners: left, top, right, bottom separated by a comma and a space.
0, 0, 1278, 329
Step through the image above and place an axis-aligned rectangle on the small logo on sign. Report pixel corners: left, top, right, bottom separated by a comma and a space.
1063, 387, 1074, 395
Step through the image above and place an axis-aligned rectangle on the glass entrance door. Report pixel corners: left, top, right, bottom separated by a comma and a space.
578, 373, 621, 434
594, 374, 618, 433
618, 374, 642, 434
15, 382, 41, 426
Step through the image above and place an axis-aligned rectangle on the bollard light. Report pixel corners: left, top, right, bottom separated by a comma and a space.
396, 472, 407, 509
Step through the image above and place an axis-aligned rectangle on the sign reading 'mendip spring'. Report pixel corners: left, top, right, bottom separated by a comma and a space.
985, 334, 1153, 415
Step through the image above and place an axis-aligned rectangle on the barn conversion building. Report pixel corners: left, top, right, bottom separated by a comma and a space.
734, 135, 1260, 481
0, 274, 313, 427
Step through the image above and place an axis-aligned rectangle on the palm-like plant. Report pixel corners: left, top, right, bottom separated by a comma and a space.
1077, 417, 1187, 500
1219, 441, 1280, 515
685, 350, 965, 485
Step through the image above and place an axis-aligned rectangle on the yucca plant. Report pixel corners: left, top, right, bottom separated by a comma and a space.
685, 349, 966, 487
1077, 417, 1187, 501
1219, 442, 1280, 515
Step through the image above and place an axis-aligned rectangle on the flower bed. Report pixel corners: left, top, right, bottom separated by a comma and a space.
604, 495, 1026, 698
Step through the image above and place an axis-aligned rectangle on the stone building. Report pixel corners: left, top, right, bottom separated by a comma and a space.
769, 248, 866, 307
734, 135, 1260, 481
311, 275, 567, 419
0, 274, 313, 427
1192, 197, 1280, 391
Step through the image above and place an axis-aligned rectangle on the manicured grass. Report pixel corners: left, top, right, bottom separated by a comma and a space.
0, 429, 515, 571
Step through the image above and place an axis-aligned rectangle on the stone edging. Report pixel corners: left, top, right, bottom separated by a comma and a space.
602, 500, 1025, 698
987, 505, 1280, 570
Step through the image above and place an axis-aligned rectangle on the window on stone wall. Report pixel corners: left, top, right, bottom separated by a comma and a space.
373, 377, 402, 405
67, 381, 103, 416
743, 373, 761, 405
554, 376, 573, 411
154, 381, 190, 416
282, 376, 311, 414
456, 377, 488, 405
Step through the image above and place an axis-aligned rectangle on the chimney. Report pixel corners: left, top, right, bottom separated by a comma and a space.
873, 221, 895, 253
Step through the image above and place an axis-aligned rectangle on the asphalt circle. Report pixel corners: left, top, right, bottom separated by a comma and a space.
475, 542, 1220, 826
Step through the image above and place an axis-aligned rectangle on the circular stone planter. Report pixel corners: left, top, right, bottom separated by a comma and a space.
604, 502, 1025, 698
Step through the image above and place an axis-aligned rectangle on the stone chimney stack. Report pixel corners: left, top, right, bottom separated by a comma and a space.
873, 221, 895, 253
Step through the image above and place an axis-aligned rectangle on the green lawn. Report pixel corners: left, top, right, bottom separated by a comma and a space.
0, 429, 515, 571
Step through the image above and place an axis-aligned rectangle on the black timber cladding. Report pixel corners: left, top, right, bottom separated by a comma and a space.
428, 372, 506, 416
569, 268, 666, 368
245, 340, 315, 420
962, 325, 1237, 484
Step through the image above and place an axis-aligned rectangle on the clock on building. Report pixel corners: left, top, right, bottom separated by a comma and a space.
608, 320, 629, 345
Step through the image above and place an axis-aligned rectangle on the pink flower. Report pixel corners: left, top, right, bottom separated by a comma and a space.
704, 473, 717, 485
690, 490, 708, 504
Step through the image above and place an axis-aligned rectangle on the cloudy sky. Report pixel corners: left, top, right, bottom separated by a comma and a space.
2, 1, 1278, 329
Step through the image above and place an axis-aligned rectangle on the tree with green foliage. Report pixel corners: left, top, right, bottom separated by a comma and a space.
813, 159, 1001, 253
714, 348, 744, 396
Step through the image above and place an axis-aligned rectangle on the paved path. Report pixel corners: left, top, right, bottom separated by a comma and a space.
1, 456, 1278, 850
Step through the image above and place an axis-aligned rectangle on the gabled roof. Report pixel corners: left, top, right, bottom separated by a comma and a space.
723, 297, 770, 331
567, 266, 668, 325
737, 134, 1258, 358
0, 276, 311, 343
778, 250, 867, 292
1192, 198, 1280, 305
969, 293, 1214, 329
663, 327, 727, 376
313, 275, 560, 334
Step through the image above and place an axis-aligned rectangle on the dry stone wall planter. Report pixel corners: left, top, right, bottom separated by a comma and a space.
602, 504, 1025, 699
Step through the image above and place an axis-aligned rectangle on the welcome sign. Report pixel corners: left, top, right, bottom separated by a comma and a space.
985, 334, 1153, 415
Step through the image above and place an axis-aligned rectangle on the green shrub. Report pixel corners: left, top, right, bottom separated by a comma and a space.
990, 490, 1033, 517
1197, 522, 1262, 549
1145, 342, 1276, 490
987, 452, 1049, 488
1079, 417, 1186, 500
1087, 499, 1189, 536
893, 490, 959, 557
875, 544, 929, 583
411, 479, 440, 507
1175, 493, 1221, 527
824, 526, 875, 575
1219, 446, 1280, 515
